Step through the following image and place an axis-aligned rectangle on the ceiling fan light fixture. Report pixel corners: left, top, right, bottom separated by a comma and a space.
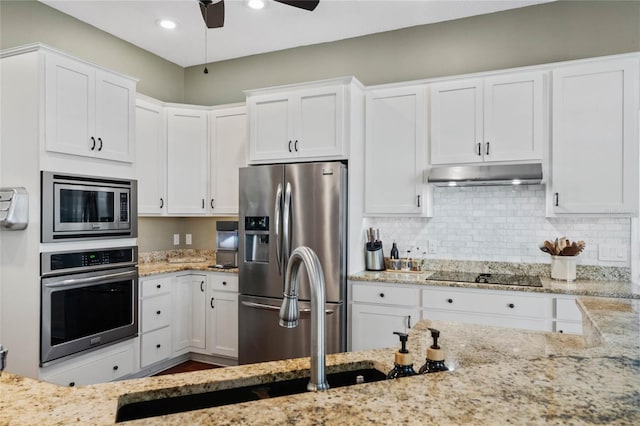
246, 0, 266, 10
157, 19, 177, 30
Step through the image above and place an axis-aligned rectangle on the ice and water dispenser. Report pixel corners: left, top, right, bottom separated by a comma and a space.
244, 216, 270, 263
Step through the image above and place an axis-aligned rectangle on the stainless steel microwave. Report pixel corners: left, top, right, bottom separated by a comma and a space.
41, 171, 137, 242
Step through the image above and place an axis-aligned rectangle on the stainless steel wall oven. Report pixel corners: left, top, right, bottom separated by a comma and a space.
41, 171, 137, 242
40, 246, 138, 366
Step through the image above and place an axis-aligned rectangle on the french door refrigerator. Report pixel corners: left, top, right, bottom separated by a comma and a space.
238, 161, 347, 364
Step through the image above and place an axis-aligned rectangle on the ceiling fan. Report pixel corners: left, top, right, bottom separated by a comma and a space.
199, 0, 320, 29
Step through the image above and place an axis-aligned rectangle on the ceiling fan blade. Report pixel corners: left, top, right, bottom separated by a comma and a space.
273, 0, 319, 12
200, 0, 225, 29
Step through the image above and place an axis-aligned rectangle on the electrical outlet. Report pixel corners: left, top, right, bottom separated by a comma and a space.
428, 240, 438, 254
186, 234, 192, 245
598, 244, 627, 262
173, 234, 180, 245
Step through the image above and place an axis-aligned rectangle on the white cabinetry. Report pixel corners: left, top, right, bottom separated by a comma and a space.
39, 340, 136, 387
209, 106, 247, 215
365, 85, 428, 215
139, 276, 173, 368
136, 97, 166, 214
246, 77, 363, 163
350, 282, 420, 351
166, 107, 208, 215
422, 286, 550, 331
206, 273, 239, 358
44, 52, 135, 163
430, 72, 544, 165
173, 274, 207, 354
553, 296, 582, 335
550, 58, 639, 214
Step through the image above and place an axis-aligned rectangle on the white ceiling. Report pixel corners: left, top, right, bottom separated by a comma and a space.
40, 0, 553, 68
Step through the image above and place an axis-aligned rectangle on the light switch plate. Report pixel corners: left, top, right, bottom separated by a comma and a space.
598, 244, 627, 262
173, 234, 180, 245
186, 234, 192, 245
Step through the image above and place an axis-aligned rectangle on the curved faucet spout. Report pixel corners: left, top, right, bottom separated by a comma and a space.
279, 246, 329, 391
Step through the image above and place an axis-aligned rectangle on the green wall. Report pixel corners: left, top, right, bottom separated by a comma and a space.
184, 0, 640, 105
0, 0, 185, 103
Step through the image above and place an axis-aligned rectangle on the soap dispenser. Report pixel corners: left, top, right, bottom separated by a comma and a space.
419, 328, 449, 374
387, 331, 417, 379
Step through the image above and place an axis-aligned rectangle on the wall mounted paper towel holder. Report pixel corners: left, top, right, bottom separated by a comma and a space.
0, 187, 28, 230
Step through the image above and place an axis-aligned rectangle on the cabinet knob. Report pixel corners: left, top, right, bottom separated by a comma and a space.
156, 284, 161, 289
113, 365, 119, 371
447, 298, 453, 304
156, 344, 161, 349
156, 310, 161, 315
379, 293, 385, 298
222, 281, 227, 286
69, 382, 75, 387
559, 330, 564, 334
508, 303, 515, 309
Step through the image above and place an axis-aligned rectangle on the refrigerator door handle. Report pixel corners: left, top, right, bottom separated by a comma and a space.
283, 182, 292, 267
274, 183, 283, 275
241, 301, 335, 315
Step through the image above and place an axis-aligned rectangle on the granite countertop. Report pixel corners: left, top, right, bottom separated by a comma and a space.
2, 296, 639, 424
138, 250, 238, 277
349, 270, 640, 299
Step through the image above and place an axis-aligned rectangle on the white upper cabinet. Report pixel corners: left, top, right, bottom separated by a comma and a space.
430, 72, 544, 165
44, 52, 135, 163
365, 85, 427, 215
246, 77, 362, 163
209, 106, 247, 215
136, 98, 166, 215
166, 107, 208, 215
550, 58, 639, 215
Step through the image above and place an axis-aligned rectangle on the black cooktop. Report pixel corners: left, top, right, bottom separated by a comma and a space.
427, 271, 543, 287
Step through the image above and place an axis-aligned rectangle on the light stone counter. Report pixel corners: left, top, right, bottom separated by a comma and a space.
349, 270, 640, 299
137, 250, 238, 277
1, 297, 638, 424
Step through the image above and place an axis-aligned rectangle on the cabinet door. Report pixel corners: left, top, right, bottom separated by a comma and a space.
365, 86, 426, 215
191, 276, 207, 351
44, 53, 95, 157
166, 108, 208, 214
172, 276, 191, 354
141, 327, 172, 368
94, 70, 135, 162
350, 304, 419, 351
136, 99, 166, 215
483, 72, 544, 162
551, 59, 639, 214
294, 85, 345, 160
210, 107, 247, 215
430, 79, 483, 164
207, 290, 238, 358
248, 94, 291, 162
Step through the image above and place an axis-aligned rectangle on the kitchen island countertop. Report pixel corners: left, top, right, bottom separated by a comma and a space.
1, 296, 639, 424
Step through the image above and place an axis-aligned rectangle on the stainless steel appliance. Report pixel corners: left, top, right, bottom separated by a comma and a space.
216, 220, 238, 267
427, 271, 543, 287
40, 246, 138, 365
238, 162, 347, 365
41, 171, 137, 242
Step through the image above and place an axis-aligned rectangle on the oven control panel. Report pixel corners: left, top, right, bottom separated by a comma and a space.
41, 246, 138, 277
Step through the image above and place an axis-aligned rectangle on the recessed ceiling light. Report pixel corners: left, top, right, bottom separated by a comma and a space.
247, 0, 266, 10
157, 19, 177, 30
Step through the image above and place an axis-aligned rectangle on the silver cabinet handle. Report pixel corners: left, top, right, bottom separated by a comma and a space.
283, 182, 292, 269
44, 270, 137, 288
485, 141, 490, 156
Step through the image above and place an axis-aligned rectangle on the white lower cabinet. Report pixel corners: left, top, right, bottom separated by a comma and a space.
206, 274, 239, 358
554, 296, 583, 335
140, 327, 172, 368
173, 274, 208, 355
139, 275, 173, 368
39, 340, 136, 387
350, 283, 420, 351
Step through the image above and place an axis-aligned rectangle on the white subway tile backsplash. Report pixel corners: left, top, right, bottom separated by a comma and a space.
365, 185, 631, 267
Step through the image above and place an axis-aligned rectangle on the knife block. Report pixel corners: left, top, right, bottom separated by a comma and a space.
365, 243, 385, 271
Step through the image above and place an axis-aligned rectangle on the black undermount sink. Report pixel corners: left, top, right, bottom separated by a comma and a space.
116, 368, 387, 422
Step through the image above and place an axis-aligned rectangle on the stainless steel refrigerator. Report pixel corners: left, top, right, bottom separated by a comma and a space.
238, 161, 347, 365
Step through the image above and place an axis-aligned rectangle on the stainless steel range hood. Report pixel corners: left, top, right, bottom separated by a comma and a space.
427, 163, 543, 187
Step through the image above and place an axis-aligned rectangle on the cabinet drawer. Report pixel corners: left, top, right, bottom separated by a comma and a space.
422, 288, 547, 318
141, 327, 172, 368
555, 297, 582, 321
423, 309, 548, 331
141, 294, 171, 333
209, 274, 238, 292
41, 344, 135, 387
352, 284, 420, 306
555, 320, 582, 335
141, 276, 172, 297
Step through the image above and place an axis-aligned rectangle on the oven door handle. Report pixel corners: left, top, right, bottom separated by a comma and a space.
44, 270, 137, 288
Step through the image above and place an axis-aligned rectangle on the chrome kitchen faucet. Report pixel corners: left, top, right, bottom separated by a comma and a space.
279, 246, 329, 391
